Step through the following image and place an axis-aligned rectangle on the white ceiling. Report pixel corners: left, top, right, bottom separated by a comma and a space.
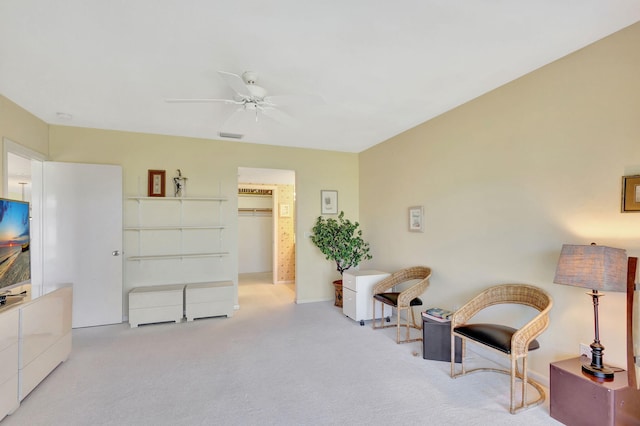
1, 2, 639, 153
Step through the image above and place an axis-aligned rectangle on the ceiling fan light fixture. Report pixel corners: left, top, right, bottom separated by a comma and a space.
242, 71, 258, 85
219, 132, 243, 139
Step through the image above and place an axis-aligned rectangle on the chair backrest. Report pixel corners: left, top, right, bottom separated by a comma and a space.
372, 266, 432, 295
390, 266, 432, 283
452, 284, 553, 331
479, 284, 552, 313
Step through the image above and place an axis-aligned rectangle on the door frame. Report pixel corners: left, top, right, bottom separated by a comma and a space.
3, 138, 47, 296
237, 167, 296, 288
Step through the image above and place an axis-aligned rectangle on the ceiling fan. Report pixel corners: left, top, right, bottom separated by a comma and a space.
165, 71, 321, 127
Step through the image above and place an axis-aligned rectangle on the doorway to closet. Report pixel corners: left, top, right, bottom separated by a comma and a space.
237, 167, 295, 296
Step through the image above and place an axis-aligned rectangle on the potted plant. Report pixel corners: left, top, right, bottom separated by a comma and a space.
311, 211, 372, 307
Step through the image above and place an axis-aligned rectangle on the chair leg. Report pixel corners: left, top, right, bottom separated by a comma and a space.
372, 298, 385, 330
451, 334, 466, 377
404, 308, 409, 342
520, 357, 526, 412
521, 357, 528, 412
460, 338, 466, 374
372, 298, 377, 329
396, 308, 402, 343
450, 334, 456, 377
451, 340, 544, 414
405, 308, 411, 340
510, 356, 517, 414
374, 302, 421, 344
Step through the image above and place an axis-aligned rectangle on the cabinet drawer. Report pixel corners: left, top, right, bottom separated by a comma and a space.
185, 281, 233, 302
129, 284, 184, 309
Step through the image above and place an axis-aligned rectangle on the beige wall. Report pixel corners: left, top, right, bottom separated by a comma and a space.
359, 22, 640, 379
0, 95, 49, 155
48, 126, 359, 303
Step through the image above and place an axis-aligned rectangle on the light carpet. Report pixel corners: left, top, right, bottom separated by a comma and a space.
4, 273, 561, 425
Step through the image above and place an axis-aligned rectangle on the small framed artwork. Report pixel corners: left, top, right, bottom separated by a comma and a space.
408, 206, 424, 232
321, 190, 338, 215
148, 170, 166, 197
280, 203, 291, 217
622, 175, 640, 212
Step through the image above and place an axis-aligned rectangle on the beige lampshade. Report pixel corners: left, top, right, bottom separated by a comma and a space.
553, 244, 627, 292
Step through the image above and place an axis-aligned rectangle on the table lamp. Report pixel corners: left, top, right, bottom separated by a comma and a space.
553, 243, 627, 379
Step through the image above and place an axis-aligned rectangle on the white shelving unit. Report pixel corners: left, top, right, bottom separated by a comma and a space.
125, 196, 228, 262
124, 194, 234, 325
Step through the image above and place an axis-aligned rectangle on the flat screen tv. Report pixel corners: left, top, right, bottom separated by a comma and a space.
0, 198, 30, 291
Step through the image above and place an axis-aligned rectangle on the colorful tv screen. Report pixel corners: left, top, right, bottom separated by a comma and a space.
0, 198, 30, 290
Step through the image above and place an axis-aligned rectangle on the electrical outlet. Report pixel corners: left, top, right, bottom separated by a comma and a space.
579, 343, 591, 357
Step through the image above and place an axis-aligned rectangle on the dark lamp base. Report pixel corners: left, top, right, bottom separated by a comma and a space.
582, 363, 614, 380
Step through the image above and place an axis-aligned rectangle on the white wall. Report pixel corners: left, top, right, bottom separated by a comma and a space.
238, 215, 272, 273
238, 194, 273, 273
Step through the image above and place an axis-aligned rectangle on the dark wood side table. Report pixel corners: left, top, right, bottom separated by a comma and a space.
422, 316, 461, 362
550, 356, 640, 426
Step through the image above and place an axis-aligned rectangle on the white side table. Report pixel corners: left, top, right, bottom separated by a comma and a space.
128, 284, 185, 327
185, 281, 234, 321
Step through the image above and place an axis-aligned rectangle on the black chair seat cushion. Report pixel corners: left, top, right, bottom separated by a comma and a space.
453, 323, 540, 354
373, 292, 422, 307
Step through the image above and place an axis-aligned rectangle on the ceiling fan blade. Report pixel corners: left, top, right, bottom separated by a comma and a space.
260, 106, 297, 127
264, 94, 324, 107
218, 71, 252, 98
164, 98, 241, 104
219, 106, 253, 131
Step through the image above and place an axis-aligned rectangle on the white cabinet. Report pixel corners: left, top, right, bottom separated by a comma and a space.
0, 286, 72, 420
19, 286, 72, 401
185, 281, 234, 321
343, 270, 391, 325
128, 284, 185, 327
0, 308, 19, 421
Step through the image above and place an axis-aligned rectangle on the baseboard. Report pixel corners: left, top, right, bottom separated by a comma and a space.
295, 297, 333, 304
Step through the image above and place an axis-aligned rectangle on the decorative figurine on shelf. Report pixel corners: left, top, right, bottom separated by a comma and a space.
173, 169, 187, 197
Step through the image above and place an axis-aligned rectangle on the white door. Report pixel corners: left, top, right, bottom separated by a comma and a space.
43, 162, 123, 328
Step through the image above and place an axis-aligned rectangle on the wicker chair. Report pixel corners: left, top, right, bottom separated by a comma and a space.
372, 266, 431, 344
450, 284, 553, 414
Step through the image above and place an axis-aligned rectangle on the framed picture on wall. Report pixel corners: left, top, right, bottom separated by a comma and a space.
622, 175, 640, 212
408, 206, 424, 232
321, 190, 338, 214
148, 170, 166, 197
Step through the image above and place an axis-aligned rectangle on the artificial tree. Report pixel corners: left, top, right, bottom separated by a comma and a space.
311, 211, 372, 306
